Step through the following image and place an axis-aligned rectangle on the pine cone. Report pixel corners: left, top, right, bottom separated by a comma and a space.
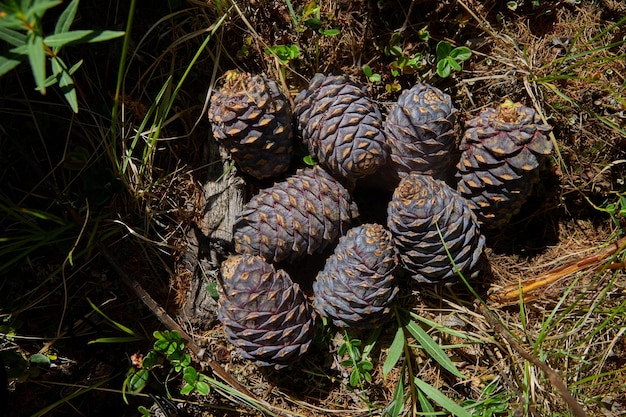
383, 83, 458, 187
208, 70, 294, 179
217, 254, 315, 369
233, 165, 359, 263
294, 73, 388, 182
456, 100, 553, 231
313, 224, 398, 328
387, 173, 485, 284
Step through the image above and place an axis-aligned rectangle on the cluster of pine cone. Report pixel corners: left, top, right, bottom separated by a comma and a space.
207, 70, 553, 369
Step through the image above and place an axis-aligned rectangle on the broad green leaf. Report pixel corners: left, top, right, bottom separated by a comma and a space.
55, 0, 78, 35
450, 46, 471, 61
180, 383, 194, 395
405, 320, 465, 379
437, 59, 451, 78
44, 29, 125, 47
26, 32, 46, 93
414, 377, 471, 417
29, 353, 51, 367
126, 368, 149, 392
448, 57, 462, 71
383, 327, 404, 377
436, 40, 452, 59
183, 366, 197, 384
0, 26, 27, 46
194, 380, 210, 395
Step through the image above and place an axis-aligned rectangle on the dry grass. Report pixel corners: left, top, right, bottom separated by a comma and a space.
1, 0, 625, 416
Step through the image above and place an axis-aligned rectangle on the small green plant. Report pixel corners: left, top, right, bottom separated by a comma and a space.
338, 330, 377, 388
0, 0, 125, 112
123, 330, 210, 405
382, 308, 477, 417
286, 0, 340, 36
265, 44, 300, 65
435, 40, 472, 78
362, 65, 381, 83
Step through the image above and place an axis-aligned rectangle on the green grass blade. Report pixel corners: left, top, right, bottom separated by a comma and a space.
87, 298, 140, 337
405, 319, 465, 379
414, 377, 471, 417
384, 326, 405, 378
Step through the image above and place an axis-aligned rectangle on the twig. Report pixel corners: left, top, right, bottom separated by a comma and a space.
492, 236, 626, 303
479, 305, 588, 417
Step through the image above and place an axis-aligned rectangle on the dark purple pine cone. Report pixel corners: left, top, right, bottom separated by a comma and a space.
217, 254, 316, 369
313, 223, 399, 328
456, 99, 553, 231
383, 83, 458, 187
387, 173, 486, 284
233, 165, 359, 263
208, 70, 294, 179
294, 73, 388, 182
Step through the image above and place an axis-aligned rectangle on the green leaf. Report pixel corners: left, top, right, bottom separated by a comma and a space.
54, 0, 78, 35
183, 366, 197, 385
436, 59, 451, 78
206, 281, 219, 299
383, 327, 405, 377
303, 155, 316, 166
0, 52, 26, 76
360, 361, 373, 371
194, 380, 210, 395
180, 383, 194, 395
29, 353, 51, 367
126, 368, 149, 393
386, 373, 405, 417
436, 40, 452, 59
448, 57, 462, 71
26, 32, 46, 93
450, 46, 471, 61
142, 351, 160, 369
349, 369, 361, 387
50, 56, 78, 112
320, 28, 340, 36
416, 387, 435, 413
24, 0, 62, 21
44, 29, 125, 48
87, 298, 139, 337
405, 320, 465, 379
414, 377, 471, 417
0, 26, 27, 46
88, 336, 143, 344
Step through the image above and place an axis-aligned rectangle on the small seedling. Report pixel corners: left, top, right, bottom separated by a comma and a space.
123, 330, 211, 405
362, 65, 381, 83
264, 44, 300, 65
435, 40, 471, 78
338, 330, 378, 388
